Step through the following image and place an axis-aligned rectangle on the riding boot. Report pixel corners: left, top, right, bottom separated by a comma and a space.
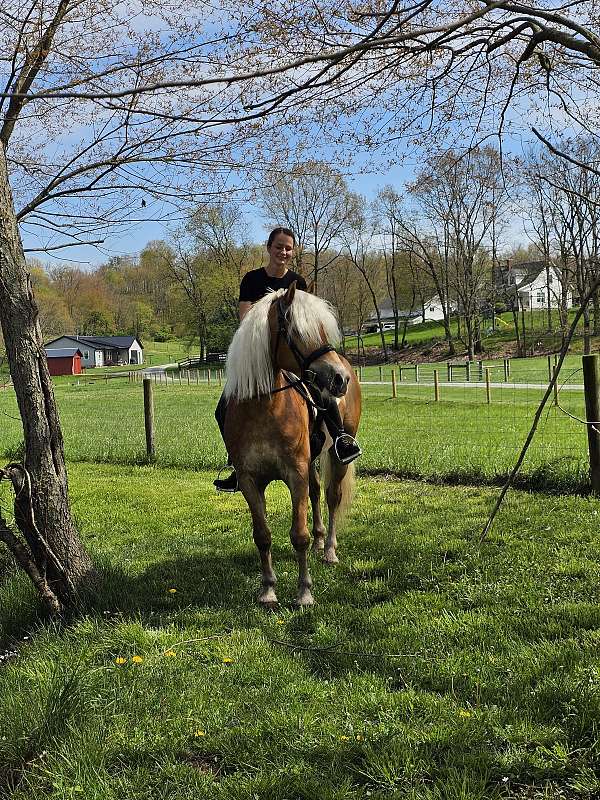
214, 469, 238, 492
322, 394, 362, 464
214, 392, 238, 491
333, 433, 361, 464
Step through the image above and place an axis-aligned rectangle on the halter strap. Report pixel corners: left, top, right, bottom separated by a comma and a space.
275, 298, 336, 381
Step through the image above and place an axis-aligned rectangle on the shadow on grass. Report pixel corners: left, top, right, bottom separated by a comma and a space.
85, 549, 261, 618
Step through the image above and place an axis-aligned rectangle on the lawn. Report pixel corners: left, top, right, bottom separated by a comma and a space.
344, 310, 600, 359
2, 465, 600, 798
0, 373, 591, 491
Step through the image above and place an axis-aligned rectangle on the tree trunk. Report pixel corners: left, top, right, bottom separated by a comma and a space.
0, 143, 94, 608
583, 306, 591, 354
511, 305, 522, 357
593, 288, 600, 336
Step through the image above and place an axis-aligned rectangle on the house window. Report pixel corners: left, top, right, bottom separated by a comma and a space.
429, 306, 435, 312
83, 350, 89, 359
536, 291, 545, 304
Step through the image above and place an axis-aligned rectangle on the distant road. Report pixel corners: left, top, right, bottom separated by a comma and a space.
140, 363, 178, 376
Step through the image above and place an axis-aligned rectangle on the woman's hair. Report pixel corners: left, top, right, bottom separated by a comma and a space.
267, 227, 296, 247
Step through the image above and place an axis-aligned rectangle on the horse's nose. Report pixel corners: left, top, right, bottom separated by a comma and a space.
332, 371, 348, 396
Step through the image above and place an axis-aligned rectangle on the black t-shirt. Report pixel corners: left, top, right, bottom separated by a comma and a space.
239, 267, 307, 303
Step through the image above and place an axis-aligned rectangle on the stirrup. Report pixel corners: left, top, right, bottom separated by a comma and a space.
213, 466, 238, 493
333, 434, 362, 465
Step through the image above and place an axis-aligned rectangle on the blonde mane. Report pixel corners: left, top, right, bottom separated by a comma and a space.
223, 289, 341, 401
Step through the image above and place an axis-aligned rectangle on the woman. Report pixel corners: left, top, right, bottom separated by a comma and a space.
214, 227, 361, 492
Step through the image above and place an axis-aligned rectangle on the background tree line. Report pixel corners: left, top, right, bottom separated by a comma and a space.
27, 143, 600, 360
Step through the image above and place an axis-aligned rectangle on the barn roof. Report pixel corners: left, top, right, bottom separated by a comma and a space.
45, 347, 82, 358
45, 335, 143, 350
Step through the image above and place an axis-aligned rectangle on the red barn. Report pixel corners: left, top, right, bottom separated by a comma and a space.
45, 347, 83, 376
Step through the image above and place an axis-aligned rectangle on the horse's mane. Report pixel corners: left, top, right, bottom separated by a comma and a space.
224, 289, 341, 402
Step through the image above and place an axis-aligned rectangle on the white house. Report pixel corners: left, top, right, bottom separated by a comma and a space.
496, 261, 572, 310
44, 335, 144, 368
363, 295, 450, 332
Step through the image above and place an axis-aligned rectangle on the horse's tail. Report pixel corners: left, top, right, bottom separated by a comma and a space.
320, 449, 356, 525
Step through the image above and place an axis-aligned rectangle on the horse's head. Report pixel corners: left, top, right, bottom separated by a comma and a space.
269, 282, 351, 397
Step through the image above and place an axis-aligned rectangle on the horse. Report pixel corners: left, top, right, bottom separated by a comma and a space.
222, 282, 361, 607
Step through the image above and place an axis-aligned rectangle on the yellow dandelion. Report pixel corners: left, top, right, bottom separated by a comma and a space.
222, 657, 234, 664
131, 655, 144, 664
194, 730, 206, 737
339, 735, 350, 741
115, 657, 127, 665
276, 619, 285, 625
167, 588, 177, 593
458, 709, 472, 717
356, 735, 364, 741
164, 650, 177, 658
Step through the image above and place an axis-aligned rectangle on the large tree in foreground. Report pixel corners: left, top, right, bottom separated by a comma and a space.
1, 0, 599, 611
0, 0, 294, 611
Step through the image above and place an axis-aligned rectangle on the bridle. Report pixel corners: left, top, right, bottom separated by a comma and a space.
273, 297, 337, 395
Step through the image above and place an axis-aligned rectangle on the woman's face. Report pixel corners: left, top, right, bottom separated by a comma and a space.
267, 233, 294, 269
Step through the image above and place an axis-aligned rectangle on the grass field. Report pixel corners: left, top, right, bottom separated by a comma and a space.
2, 465, 600, 798
344, 309, 600, 356
0, 373, 591, 492
2, 366, 600, 797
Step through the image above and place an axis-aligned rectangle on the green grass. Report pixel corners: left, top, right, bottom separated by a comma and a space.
0, 374, 591, 492
3, 464, 600, 798
345, 310, 600, 357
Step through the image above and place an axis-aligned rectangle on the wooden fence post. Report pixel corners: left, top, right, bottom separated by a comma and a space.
379, 366, 383, 382
447, 363, 451, 382
466, 361, 471, 382
434, 369, 440, 402
547, 355, 552, 382
391, 369, 397, 398
143, 378, 155, 460
358, 366, 363, 382
398, 366, 403, 382
583, 354, 600, 493
485, 367, 491, 404
503, 358, 509, 382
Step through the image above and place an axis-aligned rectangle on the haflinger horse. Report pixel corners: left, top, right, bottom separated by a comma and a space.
222, 282, 361, 608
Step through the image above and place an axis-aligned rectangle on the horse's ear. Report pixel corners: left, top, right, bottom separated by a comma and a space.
282, 281, 296, 308
306, 280, 315, 294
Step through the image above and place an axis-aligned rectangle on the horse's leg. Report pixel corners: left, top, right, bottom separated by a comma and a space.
289, 473, 314, 606
238, 476, 278, 608
324, 459, 348, 565
309, 461, 326, 553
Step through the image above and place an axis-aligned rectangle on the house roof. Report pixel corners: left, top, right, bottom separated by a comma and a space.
45, 335, 143, 350
45, 347, 82, 358
512, 260, 545, 289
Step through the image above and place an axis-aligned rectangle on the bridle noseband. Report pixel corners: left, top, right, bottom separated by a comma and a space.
274, 298, 337, 391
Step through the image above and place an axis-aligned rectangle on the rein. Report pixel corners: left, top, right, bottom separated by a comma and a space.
271, 370, 329, 412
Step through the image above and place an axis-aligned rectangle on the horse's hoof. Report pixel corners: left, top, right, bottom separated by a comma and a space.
258, 587, 278, 609
323, 550, 339, 565
294, 590, 315, 607
312, 538, 325, 553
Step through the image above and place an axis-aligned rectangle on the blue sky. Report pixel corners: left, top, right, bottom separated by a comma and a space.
20, 160, 418, 267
